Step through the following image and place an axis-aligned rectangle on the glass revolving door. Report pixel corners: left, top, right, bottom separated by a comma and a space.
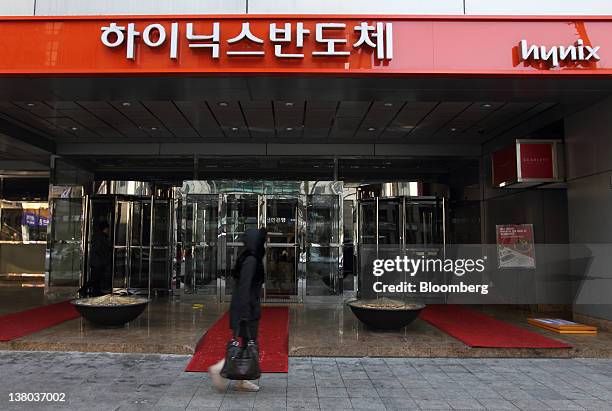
356, 183, 447, 300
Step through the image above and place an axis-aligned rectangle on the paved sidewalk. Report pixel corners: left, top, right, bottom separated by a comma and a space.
1, 351, 612, 410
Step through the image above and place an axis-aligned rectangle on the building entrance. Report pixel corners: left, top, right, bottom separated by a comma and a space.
46, 179, 448, 303
180, 181, 344, 303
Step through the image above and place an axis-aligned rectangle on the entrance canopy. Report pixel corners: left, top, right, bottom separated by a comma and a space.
1, 15, 612, 181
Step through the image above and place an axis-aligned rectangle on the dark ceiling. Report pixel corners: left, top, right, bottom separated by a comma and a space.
1, 75, 611, 180
0, 99, 556, 144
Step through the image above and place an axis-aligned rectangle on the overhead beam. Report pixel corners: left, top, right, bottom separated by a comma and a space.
0, 116, 55, 155
56, 142, 480, 157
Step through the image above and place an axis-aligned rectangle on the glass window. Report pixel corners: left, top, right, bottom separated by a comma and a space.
0, 201, 49, 242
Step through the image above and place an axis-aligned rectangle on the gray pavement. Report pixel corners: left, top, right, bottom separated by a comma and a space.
0, 351, 612, 410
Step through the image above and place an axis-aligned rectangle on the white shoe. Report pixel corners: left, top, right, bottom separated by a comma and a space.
233, 380, 260, 392
208, 359, 228, 392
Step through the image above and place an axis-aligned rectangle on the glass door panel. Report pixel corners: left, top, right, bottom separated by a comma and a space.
86, 198, 114, 292
405, 200, 444, 246
306, 195, 341, 297
184, 195, 218, 295
223, 194, 259, 299
47, 197, 84, 287
112, 200, 130, 290
150, 200, 171, 290
266, 247, 297, 296
265, 197, 298, 299
378, 199, 402, 244
359, 200, 377, 245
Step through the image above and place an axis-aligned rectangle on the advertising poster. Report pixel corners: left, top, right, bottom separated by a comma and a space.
496, 224, 535, 268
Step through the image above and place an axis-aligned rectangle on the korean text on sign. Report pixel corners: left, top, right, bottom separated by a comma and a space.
100, 21, 393, 60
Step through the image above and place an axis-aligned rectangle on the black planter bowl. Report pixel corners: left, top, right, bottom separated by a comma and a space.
71, 295, 150, 326
347, 298, 425, 330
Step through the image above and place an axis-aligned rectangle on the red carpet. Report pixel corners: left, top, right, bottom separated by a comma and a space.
186, 306, 289, 373
0, 301, 80, 341
420, 305, 571, 348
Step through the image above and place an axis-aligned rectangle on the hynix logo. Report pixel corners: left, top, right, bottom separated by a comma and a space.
519, 39, 600, 67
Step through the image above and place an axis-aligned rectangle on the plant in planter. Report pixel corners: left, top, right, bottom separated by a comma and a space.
71, 294, 150, 326
347, 297, 425, 330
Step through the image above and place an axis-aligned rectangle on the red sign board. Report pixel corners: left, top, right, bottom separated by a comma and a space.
1, 16, 612, 75
519, 143, 555, 180
492, 145, 518, 187
492, 140, 560, 188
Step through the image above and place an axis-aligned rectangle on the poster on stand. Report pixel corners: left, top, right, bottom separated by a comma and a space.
496, 224, 535, 268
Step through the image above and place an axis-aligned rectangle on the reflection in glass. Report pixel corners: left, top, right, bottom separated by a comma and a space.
184, 195, 218, 295
48, 198, 83, 287
225, 195, 258, 242
266, 247, 296, 296
266, 198, 297, 244
378, 200, 401, 244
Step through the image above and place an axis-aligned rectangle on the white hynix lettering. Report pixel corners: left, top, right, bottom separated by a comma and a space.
519, 39, 600, 67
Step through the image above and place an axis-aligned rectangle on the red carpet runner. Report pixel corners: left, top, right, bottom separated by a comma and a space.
186, 306, 289, 373
420, 305, 571, 348
0, 301, 80, 341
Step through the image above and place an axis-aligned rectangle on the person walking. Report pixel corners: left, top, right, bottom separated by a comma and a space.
209, 227, 266, 392
78, 220, 112, 298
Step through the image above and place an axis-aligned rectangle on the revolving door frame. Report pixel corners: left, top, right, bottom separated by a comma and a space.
82, 181, 174, 296
355, 182, 449, 299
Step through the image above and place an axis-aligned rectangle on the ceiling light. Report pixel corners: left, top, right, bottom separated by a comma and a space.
218, 102, 229, 107
367, 127, 377, 132
150, 127, 158, 131
383, 102, 393, 107
481, 103, 492, 108
230, 127, 239, 131
285, 102, 294, 107
285, 127, 293, 131
70, 126, 78, 131
450, 128, 458, 132
26, 103, 35, 107
121, 102, 131, 107
400, 125, 414, 130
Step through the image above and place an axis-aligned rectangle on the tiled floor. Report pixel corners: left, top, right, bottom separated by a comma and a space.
1, 287, 611, 357
1, 351, 612, 410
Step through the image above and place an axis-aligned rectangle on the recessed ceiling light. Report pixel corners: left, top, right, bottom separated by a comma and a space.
230, 127, 239, 131
218, 102, 229, 107
285, 102, 294, 107
481, 103, 492, 108
70, 126, 78, 131
383, 102, 393, 107
121, 102, 131, 107
367, 127, 377, 131
400, 125, 414, 130
450, 127, 458, 132
285, 127, 293, 131
150, 127, 158, 131
26, 103, 35, 107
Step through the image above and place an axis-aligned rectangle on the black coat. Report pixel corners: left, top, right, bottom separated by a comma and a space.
229, 228, 266, 333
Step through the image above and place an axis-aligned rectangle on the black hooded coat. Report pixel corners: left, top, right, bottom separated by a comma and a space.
229, 228, 266, 335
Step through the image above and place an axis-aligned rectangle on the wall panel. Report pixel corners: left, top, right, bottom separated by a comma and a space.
564, 97, 612, 321
34, 0, 246, 16
220, 0, 463, 15
466, 0, 612, 15
0, 0, 34, 16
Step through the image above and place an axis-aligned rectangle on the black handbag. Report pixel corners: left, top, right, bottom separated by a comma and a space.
220, 323, 261, 380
